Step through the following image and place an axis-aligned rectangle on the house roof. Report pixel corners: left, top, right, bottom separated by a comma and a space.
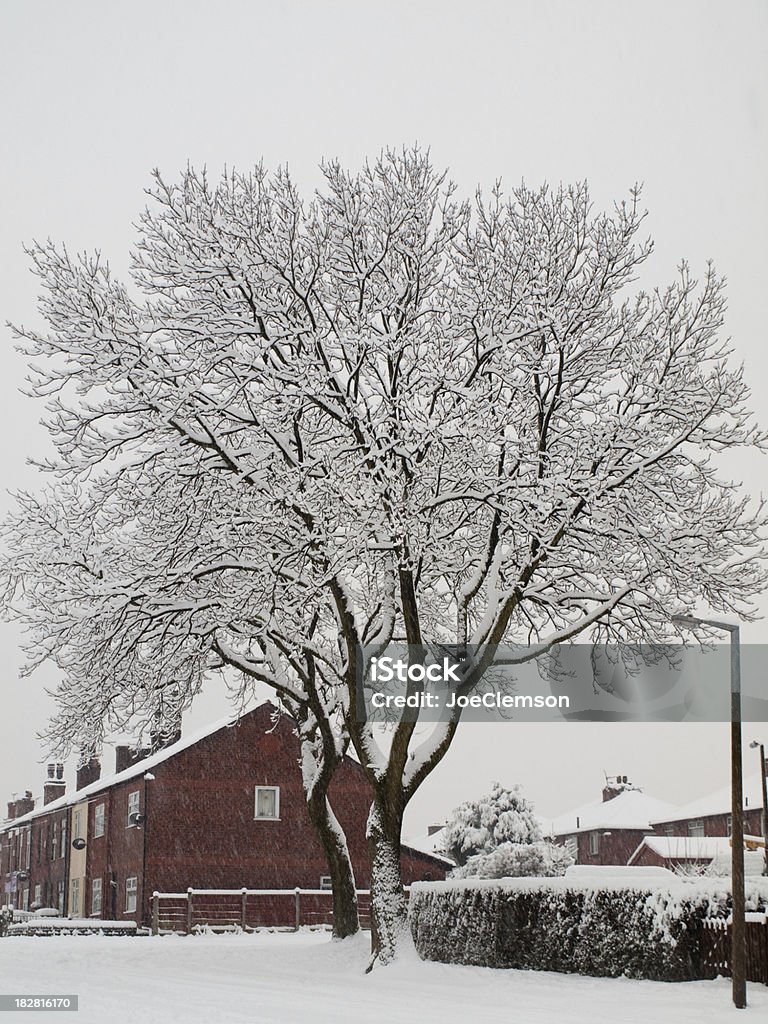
402, 827, 455, 866
544, 789, 678, 837
649, 770, 766, 825
629, 835, 767, 876
1, 704, 277, 831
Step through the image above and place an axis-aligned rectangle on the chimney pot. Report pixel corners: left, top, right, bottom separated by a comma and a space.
47, 764, 55, 779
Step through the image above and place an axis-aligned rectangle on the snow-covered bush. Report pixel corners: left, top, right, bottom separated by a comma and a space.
440, 782, 541, 866
409, 877, 768, 980
453, 840, 574, 878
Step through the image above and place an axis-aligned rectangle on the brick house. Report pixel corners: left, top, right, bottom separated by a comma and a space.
1, 703, 448, 925
544, 776, 677, 866
647, 765, 766, 842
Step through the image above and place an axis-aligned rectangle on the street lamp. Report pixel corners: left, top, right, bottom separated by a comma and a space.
671, 614, 746, 1010
748, 740, 768, 877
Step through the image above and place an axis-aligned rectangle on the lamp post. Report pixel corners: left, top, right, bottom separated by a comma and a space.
748, 740, 768, 877
672, 614, 746, 1010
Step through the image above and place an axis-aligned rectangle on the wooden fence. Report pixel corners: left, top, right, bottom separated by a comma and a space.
699, 917, 768, 985
150, 888, 376, 934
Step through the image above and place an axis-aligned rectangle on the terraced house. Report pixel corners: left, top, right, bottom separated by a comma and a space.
1, 703, 447, 925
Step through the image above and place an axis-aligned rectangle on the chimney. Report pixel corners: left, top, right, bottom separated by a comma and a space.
602, 774, 631, 802
43, 764, 66, 805
6, 791, 34, 820
149, 727, 181, 753
115, 745, 150, 774
76, 756, 101, 791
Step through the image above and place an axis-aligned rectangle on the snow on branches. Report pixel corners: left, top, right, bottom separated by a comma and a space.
2, 148, 766, 960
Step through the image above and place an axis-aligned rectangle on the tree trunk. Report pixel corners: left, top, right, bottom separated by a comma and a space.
307, 791, 360, 939
367, 798, 409, 967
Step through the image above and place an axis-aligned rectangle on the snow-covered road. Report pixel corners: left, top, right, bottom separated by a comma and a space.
2, 930, 766, 1023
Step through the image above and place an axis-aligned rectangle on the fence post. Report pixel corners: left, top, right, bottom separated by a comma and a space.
186, 888, 193, 935
151, 892, 159, 936
241, 888, 248, 931
294, 887, 301, 931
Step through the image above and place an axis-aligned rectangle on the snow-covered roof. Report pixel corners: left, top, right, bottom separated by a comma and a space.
544, 789, 678, 837
629, 835, 767, 877
649, 769, 766, 824
402, 827, 455, 865
0, 705, 271, 831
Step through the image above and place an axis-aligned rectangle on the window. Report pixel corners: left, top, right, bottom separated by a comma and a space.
688, 820, 705, 838
51, 821, 58, 860
588, 831, 599, 856
127, 791, 140, 826
664, 825, 674, 837
73, 810, 82, 841
57, 881, 65, 916
70, 878, 80, 917
319, 876, 332, 891
59, 818, 67, 859
91, 878, 102, 916
254, 786, 280, 820
94, 803, 105, 838
33, 883, 41, 907
125, 876, 137, 914
726, 815, 732, 838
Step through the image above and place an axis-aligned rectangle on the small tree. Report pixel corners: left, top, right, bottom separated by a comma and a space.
3, 150, 766, 965
440, 782, 542, 866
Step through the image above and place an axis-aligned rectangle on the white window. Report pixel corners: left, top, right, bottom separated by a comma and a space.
57, 881, 65, 916
59, 818, 67, 859
73, 810, 82, 840
33, 884, 41, 907
588, 831, 599, 856
125, 876, 137, 914
664, 825, 674, 837
91, 878, 102, 916
319, 876, 332, 891
21, 888, 29, 911
127, 791, 140, 826
70, 878, 80, 917
255, 786, 280, 820
688, 820, 705, 838
94, 803, 105, 838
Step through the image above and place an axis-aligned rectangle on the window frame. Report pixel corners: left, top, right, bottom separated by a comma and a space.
254, 785, 280, 821
688, 819, 705, 838
125, 876, 138, 914
70, 877, 80, 917
94, 802, 106, 838
91, 878, 102, 917
588, 830, 599, 856
127, 791, 140, 827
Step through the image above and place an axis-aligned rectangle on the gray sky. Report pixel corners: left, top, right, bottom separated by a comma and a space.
1, 0, 766, 835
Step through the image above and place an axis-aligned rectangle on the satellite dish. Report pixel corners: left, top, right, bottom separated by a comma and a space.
129, 812, 145, 826
16, 870, 29, 881
72, 837, 86, 850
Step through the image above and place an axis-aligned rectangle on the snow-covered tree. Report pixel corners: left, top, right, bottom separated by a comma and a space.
440, 782, 542, 866
451, 840, 574, 879
2, 149, 766, 965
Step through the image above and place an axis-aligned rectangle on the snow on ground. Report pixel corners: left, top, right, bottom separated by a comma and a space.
2, 930, 767, 1024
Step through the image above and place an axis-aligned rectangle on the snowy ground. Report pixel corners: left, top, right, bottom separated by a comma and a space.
2, 930, 766, 1024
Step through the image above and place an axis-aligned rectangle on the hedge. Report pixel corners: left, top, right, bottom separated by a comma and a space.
408, 877, 768, 981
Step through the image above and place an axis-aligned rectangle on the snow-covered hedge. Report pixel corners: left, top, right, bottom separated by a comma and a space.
409, 877, 768, 980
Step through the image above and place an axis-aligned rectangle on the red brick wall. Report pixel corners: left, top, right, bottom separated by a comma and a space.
653, 809, 763, 839
556, 829, 651, 866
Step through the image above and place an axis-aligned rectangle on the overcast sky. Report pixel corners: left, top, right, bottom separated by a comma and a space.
1, 1, 766, 836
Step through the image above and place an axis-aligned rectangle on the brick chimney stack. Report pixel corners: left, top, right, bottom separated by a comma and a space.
43, 763, 66, 805
115, 745, 151, 774
6, 790, 34, 820
76, 756, 101, 791
602, 774, 633, 802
